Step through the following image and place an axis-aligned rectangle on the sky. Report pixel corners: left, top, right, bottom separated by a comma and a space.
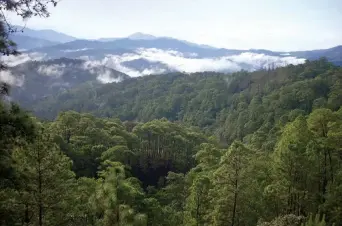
6, 0, 342, 51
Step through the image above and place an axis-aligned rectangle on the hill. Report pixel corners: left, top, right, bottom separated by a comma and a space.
17, 59, 341, 144
12, 25, 76, 43
9, 35, 59, 50
4, 58, 128, 109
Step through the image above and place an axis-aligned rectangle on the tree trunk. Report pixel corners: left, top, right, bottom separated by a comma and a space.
328, 150, 334, 183
322, 150, 327, 203
38, 147, 43, 226
231, 174, 238, 226
196, 195, 200, 226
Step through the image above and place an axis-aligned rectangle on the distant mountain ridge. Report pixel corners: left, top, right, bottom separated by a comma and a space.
128, 32, 157, 40
10, 35, 58, 50
4, 25, 342, 78
12, 25, 77, 43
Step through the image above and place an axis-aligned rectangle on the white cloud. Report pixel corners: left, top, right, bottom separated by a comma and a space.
82, 54, 143, 77
1, 52, 46, 67
38, 64, 65, 77
1, 49, 306, 81
96, 69, 122, 83
82, 61, 125, 83
80, 48, 306, 77
134, 48, 240, 72
0, 71, 25, 87
227, 52, 305, 68
141, 68, 167, 75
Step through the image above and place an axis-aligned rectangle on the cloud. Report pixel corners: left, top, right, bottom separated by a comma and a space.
81, 54, 144, 78
135, 49, 306, 72
141, 68, 167, 75
38, 64, 66, 77
3, 48, 305, 80
0, 71, 25, 87
1, 52, 46, 67
96, 69, 122, 83
135, 48, 241, 72
226, 52, 305, 68
80, 48, 306, 77
82, 61, 125, 83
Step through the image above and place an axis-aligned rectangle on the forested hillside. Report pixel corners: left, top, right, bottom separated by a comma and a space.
1, 58, 342, 225
31, 58, 342, 142
7, 58, 128, 109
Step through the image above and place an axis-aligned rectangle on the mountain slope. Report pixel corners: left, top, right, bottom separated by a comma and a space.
20, 59, 342, 132
13, 25, 76, 43
290, 45, 342, 66
10, 35, 59, 50
3, 58, 129, 108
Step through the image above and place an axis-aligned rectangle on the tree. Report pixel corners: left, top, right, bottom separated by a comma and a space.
307, 108, 341, 211
210, 141, 256, 226
272, 116, 313, 215
156, 172, 189, 226
184, 174, 211, 226
301, 214, 327, 226
182, 143, 223, 226
257, 214, 305, 226
91, 161, 146, 226
0, 102, 37, 224
11, 128, 75, 226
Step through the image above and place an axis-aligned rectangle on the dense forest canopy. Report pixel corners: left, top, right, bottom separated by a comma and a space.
1, 0, 341, 225
1, 57, 342, 225
26, 58, 342, 142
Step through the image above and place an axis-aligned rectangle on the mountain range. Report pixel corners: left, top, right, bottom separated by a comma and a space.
0, 25, 341, 107
6, 26, 341, 76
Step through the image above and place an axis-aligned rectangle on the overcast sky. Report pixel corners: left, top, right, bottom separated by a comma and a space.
7, 0, 342, 51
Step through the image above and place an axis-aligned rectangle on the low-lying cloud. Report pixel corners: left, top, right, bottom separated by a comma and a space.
0, 48, 307, 82
38, 64, 66, 77
96, 69, 122, 83
80, 48, 306, 77
0, 71, 25, 87
1, 52, 46, 67
82, 61, 125, 83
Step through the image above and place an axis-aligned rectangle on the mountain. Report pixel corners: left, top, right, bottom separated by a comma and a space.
128, 32, 157, 40
4, 26, 342, 79
8, 25, 77, 50
290, 45, 342, 66
2, 58, 128, 108
13, 25, 77, 43
10, 35, 59, 50
23, 38, 309, 77
13, 59, 342, 126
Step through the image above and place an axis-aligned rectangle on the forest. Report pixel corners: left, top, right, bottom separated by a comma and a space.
1, 58, 342, 226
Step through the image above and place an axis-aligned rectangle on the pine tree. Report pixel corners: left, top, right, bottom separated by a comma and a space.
11, 128, 75, 226
210, 141, 255, 226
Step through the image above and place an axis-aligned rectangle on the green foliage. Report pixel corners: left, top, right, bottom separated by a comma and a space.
1, 59, 342, 225
301, 214, 328, 226
257, 214, 305, 226
91, 161, 146, 226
